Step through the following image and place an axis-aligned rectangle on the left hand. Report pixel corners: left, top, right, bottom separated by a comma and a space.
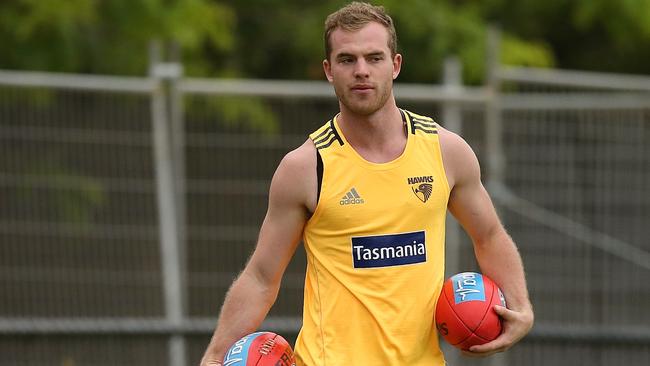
461, 304, 534, 358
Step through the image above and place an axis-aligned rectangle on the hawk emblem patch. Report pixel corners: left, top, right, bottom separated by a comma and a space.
412, 183, 433, 203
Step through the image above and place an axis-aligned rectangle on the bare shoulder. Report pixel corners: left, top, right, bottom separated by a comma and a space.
270, 139, 317, 212
276, 139, 317, 183
437, 126, 481, 189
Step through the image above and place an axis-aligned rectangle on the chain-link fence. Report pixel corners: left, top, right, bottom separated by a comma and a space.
1, 57, 649, 365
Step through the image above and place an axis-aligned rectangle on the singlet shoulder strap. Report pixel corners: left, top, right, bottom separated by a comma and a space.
311, 119, 344, 150
316, 148, 323, 203
404, 109, 439, 135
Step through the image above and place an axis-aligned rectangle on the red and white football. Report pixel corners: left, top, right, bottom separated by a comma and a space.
222, 331, 296, 366
435, 272, 506, 350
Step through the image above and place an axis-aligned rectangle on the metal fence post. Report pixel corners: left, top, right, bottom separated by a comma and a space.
149, 40, 187, 366
168, 44, 189, 366
485, 26, 505, 195
442, 56, 463, 277
441, 56, 463, 366
168, 44, 187, 308
485, 26, 508, 366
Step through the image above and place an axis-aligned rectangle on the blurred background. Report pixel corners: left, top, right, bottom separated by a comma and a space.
1, 0, 649, 365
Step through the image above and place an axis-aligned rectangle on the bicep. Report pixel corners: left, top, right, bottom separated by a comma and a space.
244, 148, 313, 285
448, 179, 501, 244
247, 199, 306, 285
446, 138, 501, 244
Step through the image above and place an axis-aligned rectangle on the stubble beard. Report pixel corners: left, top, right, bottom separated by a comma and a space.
335, 80, 393, 116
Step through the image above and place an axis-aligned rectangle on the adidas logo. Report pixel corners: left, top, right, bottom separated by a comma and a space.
340, 187, 365, 205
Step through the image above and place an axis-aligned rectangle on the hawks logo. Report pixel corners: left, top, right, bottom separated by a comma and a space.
407, 175, 434, 203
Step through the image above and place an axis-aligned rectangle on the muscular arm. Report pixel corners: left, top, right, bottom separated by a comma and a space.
440, 128, 534, 356
200, 141, 317, 366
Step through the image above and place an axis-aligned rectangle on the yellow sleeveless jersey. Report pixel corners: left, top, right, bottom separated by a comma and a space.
294, 109, 450, 366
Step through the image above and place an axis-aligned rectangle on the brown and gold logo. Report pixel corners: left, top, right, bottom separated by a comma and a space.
407, 176, 434, 203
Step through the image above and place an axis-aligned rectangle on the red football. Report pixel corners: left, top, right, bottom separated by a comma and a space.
222, 331, 295, 366
435, 272, 506, 350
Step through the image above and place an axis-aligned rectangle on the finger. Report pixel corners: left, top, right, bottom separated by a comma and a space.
461, 349, 486, 358
469, 342, 507, 354
493, 304, 516, 319
462, 343, 506, 358
468, 334, 510, 353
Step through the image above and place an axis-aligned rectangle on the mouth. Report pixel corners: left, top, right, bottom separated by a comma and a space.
351, 84, 374, 92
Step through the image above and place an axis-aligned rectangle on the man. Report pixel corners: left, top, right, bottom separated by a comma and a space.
201, 2, 533, 365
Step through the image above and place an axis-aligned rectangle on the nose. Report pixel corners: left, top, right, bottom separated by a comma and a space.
353, 59, 369, 78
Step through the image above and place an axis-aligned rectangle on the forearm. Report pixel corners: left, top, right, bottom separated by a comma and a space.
473, 228, 532, 313
203, 270, 280, 362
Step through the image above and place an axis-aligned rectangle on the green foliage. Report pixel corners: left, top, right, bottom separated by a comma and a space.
484, 0, 650, 74
574, 0, 650, 39
0, 0, 279, 133
501, 34, 554, 69
2, 0, 649, 78
217, 0, 556, 83
0, 0, 235, 75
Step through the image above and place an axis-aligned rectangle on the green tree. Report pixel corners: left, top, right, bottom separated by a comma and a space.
2, 0, 649, 79
0, 0, 235, 75
483, 0, 650, 74
221, 0, 553, 83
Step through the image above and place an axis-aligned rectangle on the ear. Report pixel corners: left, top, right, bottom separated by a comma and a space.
323, 59, 333, 82
392, 53, 402, 80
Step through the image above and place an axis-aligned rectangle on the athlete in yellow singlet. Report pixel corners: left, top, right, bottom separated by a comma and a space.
201, 3, 534, 366
294, 110, 449, 365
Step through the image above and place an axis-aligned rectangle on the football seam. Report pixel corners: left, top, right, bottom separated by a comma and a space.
473, 281, 498, 340
443, 280, 496, 346
254, 332, 276, 366
442, 286, 476, 346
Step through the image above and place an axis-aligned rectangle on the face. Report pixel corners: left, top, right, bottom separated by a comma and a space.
323, 22, 402, 116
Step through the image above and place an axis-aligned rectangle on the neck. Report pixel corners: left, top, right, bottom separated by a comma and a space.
336, 97, 407, 163
338, 98, 402, 143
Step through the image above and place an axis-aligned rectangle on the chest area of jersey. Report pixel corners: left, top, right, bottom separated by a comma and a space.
313, 167, 447, 270
321, 167, 446, 215
310, 148, 449, 270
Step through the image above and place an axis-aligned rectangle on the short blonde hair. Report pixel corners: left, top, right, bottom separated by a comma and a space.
324, 2, 397, 59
